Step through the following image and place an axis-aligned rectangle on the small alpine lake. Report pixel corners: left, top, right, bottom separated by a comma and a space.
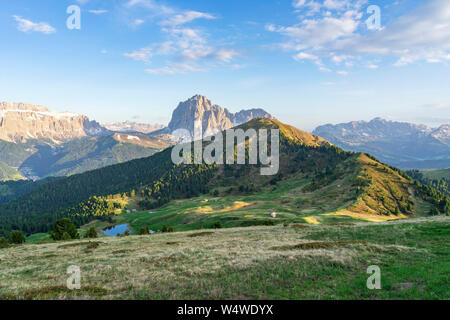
102, 224, 132, 237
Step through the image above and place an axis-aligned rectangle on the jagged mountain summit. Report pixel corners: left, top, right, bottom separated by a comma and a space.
103, 121, 164, 134
161, 95, 274, 137
0, 101, 107, 143
313, 117, 450, 169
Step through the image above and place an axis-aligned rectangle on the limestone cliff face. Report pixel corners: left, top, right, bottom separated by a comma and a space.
166, 95, 273, 137
0, 102, 107, 143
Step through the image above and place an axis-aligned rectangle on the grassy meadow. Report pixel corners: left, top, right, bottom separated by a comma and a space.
0, 216, 448, 300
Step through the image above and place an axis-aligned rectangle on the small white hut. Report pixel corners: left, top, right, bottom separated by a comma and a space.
270, 211, 277, 218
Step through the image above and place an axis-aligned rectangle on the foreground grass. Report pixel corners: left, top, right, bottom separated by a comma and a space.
2, 216, 449, 300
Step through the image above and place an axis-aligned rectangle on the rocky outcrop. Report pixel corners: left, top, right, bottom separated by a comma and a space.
165, 95, 273, 137
0, 102, 107, 143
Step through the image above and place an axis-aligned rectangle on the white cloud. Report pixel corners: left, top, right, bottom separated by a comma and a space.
334, 0, 450, 65
265, 24, 276, 32
89, 10, 108, 15
161, 10, 216, 27
169, 28, 206, 47
123, 1, 237, 74
13, 15, 56, 34
125, 0, 174, 15
213, 49, 239, 63
331, 54, 352, 64
145, 63, 203, 75
323, 0, 351, 10
133, 19, 145, 26
269, 10, 361, 49
292, 0, 307, 8
124, 47, 153, 62
268, 0, 450, 70
293, 52, 319, 61
180, 46, 238, 62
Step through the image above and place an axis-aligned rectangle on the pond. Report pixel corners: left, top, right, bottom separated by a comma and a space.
102, 224, 132, 237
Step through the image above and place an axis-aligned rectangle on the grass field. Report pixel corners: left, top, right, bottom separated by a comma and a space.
1, 216, 448, 300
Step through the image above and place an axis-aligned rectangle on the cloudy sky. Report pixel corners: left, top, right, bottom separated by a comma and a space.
0, 0, 449, 131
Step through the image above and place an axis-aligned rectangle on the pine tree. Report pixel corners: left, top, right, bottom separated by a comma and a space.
10, 230, 25, 244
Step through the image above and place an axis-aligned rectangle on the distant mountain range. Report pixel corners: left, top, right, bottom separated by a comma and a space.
0, 95, 273, 180
2, 96, 447, 182
313, 118, 450, 169
103, 121, 164, 134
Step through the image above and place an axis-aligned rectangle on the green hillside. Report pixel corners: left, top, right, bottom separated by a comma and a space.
0, 119, 448, 237
407, 169, 449, 196
0, 162, 22, 181
0, 178, 60, 205
20, 135, 163, 178
0, 140, 36, 167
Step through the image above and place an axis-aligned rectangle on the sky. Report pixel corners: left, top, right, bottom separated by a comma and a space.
0, 0, 449, 131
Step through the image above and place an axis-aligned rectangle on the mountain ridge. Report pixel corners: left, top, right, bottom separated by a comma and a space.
103, 121, 164, 134
313, 117, 450, 169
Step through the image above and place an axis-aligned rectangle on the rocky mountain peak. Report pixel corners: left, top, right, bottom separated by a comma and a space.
166, 95, 273, 137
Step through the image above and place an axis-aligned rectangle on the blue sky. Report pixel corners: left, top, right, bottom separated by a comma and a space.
0, 0, 449, 131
